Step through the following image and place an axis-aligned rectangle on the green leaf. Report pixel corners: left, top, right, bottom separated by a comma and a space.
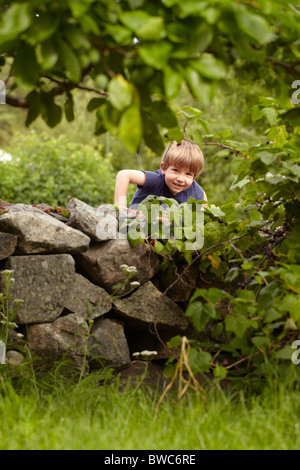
137, 17, 166, 40
119, 104, 142, 152
256, 151, 278, 165
213, 366, 228, 379
167, 127, 184, 143
120, 10, 151, 31
87, 97, 106, 112
275, 345, 294, 360
149, 101, 178, 128
141, 112, 165, 154
178, 106, 202, 120
139, 42, 172, 70
64, 92, 75, 122
185, 302, 217, 332
261, 107, 278, 126
67, 0, 91, 18
25, 90, 40, 126
40, 91, 62, 128
38, 39, 59, 70
187, 22, 214, 55
127, 0, 146, 8
257, 281, 279, 311
251, 105, 263, 122
278, 294, 300, 322
206, 204, 225, 217
267, 125, 288, 147
188, 348, 212, 373
225, 315, 251, 338
108, 75, 134, 111
185, 68, 213, 105
280, 108, 300, 126
64, 26, 91, 49
236, 8, 273, 44
190, 287, 227, 305
0, 3, 32, 41
164, 66, 183, 100
57, 38, 81, 83
192, 53, 227, 80
252, 336, 269, 348
13, 44, 40, 85
167, 335, 182, 348
154, 241, 165, 254
78, 15, 101, 35
105, 25, 132, 44
225, 267, 239, 283
263, 308, 282, 323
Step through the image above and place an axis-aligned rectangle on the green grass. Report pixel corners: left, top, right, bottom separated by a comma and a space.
0, 367, 300, 450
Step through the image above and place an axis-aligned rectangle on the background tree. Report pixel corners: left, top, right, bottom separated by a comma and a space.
1, 0, 300, 153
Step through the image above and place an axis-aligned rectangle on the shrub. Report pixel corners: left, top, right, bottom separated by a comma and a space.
0, 131, 116, 207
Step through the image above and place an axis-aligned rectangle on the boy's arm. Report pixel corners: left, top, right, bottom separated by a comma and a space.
114, 169, 146, 207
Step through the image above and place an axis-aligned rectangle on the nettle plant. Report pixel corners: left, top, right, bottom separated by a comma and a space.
125, 100, 300, 384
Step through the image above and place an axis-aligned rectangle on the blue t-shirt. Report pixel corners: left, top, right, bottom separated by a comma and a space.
129, 169, 205, 208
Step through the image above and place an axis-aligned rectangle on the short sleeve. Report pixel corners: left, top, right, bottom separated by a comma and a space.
138, 170, 163, 192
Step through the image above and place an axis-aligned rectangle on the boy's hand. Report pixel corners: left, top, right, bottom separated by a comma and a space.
125, 208, 146, 220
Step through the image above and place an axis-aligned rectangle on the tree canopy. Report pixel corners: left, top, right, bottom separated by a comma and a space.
1, 0, 300, 152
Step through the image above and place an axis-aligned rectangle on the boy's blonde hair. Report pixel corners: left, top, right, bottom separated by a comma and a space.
162, 139, 204, 178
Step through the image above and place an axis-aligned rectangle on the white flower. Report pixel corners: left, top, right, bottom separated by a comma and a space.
120, 264, 137, 274
126, 266, 137, 273
119, 264, 129, 270
130, 281, 140, 287
1, 270, 14, 277
133, 350, 158, 359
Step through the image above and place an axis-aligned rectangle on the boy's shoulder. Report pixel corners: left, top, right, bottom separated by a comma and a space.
142, 169, 164, 186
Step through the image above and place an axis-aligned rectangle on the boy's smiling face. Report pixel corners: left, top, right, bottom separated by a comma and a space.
160, 162, 195, 195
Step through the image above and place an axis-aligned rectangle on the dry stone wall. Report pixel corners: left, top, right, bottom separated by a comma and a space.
0, 198, 196, 376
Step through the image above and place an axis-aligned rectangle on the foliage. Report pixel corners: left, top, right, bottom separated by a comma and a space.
125, 96, 300, 384
0, 131, 115, 206
1, 0, 300, 153
1, 0, 300, 386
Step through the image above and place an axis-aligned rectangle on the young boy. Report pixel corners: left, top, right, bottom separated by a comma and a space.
114, 139, 207, 209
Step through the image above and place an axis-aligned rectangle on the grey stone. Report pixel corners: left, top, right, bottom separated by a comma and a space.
0, 209, 90, 254
0, 231, 17, 260
75, 239, 160, 294
5, 204, 45, 214
67, 198, 118, 241
27, 313, 89, 371
0, 254, 76, 324
64, 273, 112, 320
6, 350, 24, 366
89, 317, 130, 369
113, 281, 189, 331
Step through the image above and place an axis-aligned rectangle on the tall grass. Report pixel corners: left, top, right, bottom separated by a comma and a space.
0, 367, 299, 450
